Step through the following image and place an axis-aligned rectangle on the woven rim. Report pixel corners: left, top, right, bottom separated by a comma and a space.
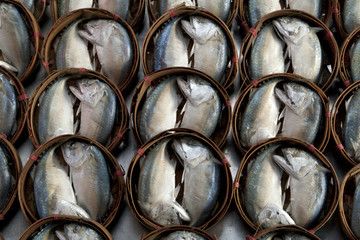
125, 129, 233, 231
250, 225, 321, 239
239, 9, 339, 92
232, 73, 331, 155
141, 225, 217, 240
18, 135, 125, 227
41, 8, 140, 92
26, 68, 129, 152
142, 5, 239, 90
28, 0, 46, 22
18, 215, 113, 240
333, 0, 351, 40
234, 137, 340, 232
130, 67, 231, 148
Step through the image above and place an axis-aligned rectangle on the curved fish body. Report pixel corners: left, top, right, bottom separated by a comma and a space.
350, 39, 360, 82
197, 0, 231, 22
177, 76, 221, 138
19, 0, 35, 13
250, 24, 285, 80
273, 17, 322, 83
249, 0, 281, 26
62, 141, 111, 222
70, 79, 116, 145
172, 137, 221, 227
138, 139, 190, 226
275, 82, 322, 144
351, 174, 360, 238
55, 20, 93, 70
245, 143, 295, 228
98, 0, 129, 20
57, 0, 94, 18
0, 73, 17, 138
34, 145, 90, 219
0, 145, 11, 210
138, 77, 182, 142
181, 16, 228, 83
287, 0, 321, 19
159, 0, 194, 16
38, 77, 74, 144
33, 223, 59, 240
283, 233, 312, 240
56, 224, 103, 240
240, 79, 281, 148
345, 88, 360, 162
78, 19, 133, 86
162, 231, 206, 240
343, 0, 360, 34
0, 3, 31, 77
154, 17, 189, 71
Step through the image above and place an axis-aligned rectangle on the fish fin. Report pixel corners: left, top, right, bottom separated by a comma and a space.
258, 204, 295, 228
69, 86, 83, 101
0, 60, 17, 72
274, 87, 290, 106
174, 184, 181, 198
284, 60, 290, 73
173, 201, 191, 221
310, 27, 324, 33
78, 29, 103, 47
181, 19, 196, 40
56, 199, 90, 218
55, 230, 67, 240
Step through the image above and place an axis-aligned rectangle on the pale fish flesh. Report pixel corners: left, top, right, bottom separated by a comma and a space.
344, 88, 360, 162
138, 139, 190, 226
98, 0, 129, 20
181, 16, 229, 83
249, 0, 281, 26
351, 174, 360, 238
0, 145, 11, 210
343, 0, 360, 34
19, 0, 35, 13
57, 0, 94, 18
56, 224, 104, 240
287, 0, 321, 19
159, 0, 194, 17
162, 230, 206, 240
0, 2, 31, 77
70, 79, 116, 145
37, 77, 74, 144
177, 76, 221, 138
0, 73, 17, 138
350, 39, 360, 82
197, 0, 231, 23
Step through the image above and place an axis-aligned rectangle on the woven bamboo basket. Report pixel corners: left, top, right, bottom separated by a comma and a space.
141, 225, 217, 240
247, 225, 320, 240
16, 0, 46, 21
0, 138, 21, 223
26, 68, 129, 152
146, 0, 239, 27
126, 129, 233, 230
49, 0, 145, 30
142, 5, 238, 90
232, 73, 331, 155
1, 0, 41, 82
41, 8, 139, 92
130, 67, 231, 148
239, 9, 339, 92
234, 137, 340, 232
333, 0, 357, 40
18, 135, 125, 227
18, 215, 113, 239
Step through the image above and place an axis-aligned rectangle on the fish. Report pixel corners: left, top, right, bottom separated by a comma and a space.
0, 73, 17, 138
196, 0, 231, 23
273, 148, 328, 227
249, 0, 281, 26
287, 0, 321, 19
154, 17, 189, 71
177, 76, 221, 138
37, 77, 74, 144
138, 77, 182, 142
137, 139, 191, 226
181, 16, 229, 83
283, 233, 312, 240
56, 224, 104, 240
55, 20, 93, 70
98, 0, 129, 20
343, 0, 360, 34
351, 174, 360, 238
250, 24, 285, 80
275, 82, 322, 144
162, 230, 206, 240
159, 0, 194, 17
69, 79, 116, 146
0, 3, 31, 77
61, 141, 111, 221
33, 223, 59, 240
273, 17, 322, 83
244, 143, 295, 228
34, 145, 90, 219
240, 79, 281, 148
0, 145, 11, 210
57, 0, 94, 18
350, 39, 360, 82
77, 19, 133, 86
344, 88, 360, 162
18, 0, 35, 13
172, 137, 221, 227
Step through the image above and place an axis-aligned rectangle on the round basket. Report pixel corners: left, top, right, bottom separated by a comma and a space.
232, 73, 331, 155
18, 135, 125, 227
146, 0, 239, 27
126, 129, 233, 230
249, 225, 321, 239
0, 138, 21, 222
142, 225, 216, 240
130, 67, 231, 148
239, 9, 339, 92
41, 8, 140, 92
333, 0, 358, 40
18, 215, 113, 239
26, 68, 129, 152
142, 5, 238, 90
234, 137, 339, 232
0, 0, 41, 82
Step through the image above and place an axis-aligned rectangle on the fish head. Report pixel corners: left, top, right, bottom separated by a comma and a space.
275, 83, 309, 115
70, 79, 106, 107
257, 204, 295, 228
78, 20, 115, 47
172, 138, 207, 168
61, 141, 92, 168
139, 201, 182, 226
272, 17, 310, 45
63, 224, 101, 240
177, 76, 214, 105
181, 17, 223, 45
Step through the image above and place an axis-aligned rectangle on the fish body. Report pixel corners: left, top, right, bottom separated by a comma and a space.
350, 39, 360, 82
159, 0, 194, 16
345, 89, 360, 162
283, 233, 312, 240
197, 0, 231, 22
351, 174, 360, 238
343, 0, 360, 34
33, 223, 59, 240
98, 0, 129, 20
287, 0, 321, 19
57, 0, 94, 18
0, 145, 11, 210
0, 73, 17, 138
56, 224, 104, 240
162, 230, 206, 240
19, 0, 35, 13
249, 0, 281, 26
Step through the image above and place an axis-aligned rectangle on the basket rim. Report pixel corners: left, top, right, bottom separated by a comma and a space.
141, 225, 217, 240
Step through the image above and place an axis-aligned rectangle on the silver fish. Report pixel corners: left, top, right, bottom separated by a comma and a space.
177, 76, 221, 138
33, 223, 59, 240
162, 230, 206, 240
78, 19, 133, 86
98, 0, 129, 20
138, 77, 182, 142
0, 3, 31, 77
344, 88, 360, 162
273, 17, 322, 83
250, 24, 285, 80
283, 233, 312, 240
37, 77, 74, 144
159, 0, 194, 17
70, 79, 116, 145
181, 16, 229, 83
0, 73, 17, 138
275, 82, 322, 144
172, 137, 221, 227
196, 0, 231, 23
287, 0, 321, 19
57, 0, 94, 18
154, 17, 189, 71
351, 174, 360, 238
350, 39, 360, 82
343, 0, 360, 34
34, 145, 90, 219
244, 144, 295, 228
18, 0, 35, 13
0, 145, 11, 210
138, 139, 190, 226
56, 224, 104, 240
240, 79, 281, 148
249, 0, 281, 26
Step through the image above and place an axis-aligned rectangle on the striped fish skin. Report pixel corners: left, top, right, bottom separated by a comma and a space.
249, 0, 281, 26
0, 73, 17, 138
98, 0, 129, 21
162, 230, 206, 240
343, 0, 360, 34
345, 88, 360, 162
0, 145, 11, 210
351, 174, 360, 238
287, 0, 321, 19
57, 0, 94, 18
